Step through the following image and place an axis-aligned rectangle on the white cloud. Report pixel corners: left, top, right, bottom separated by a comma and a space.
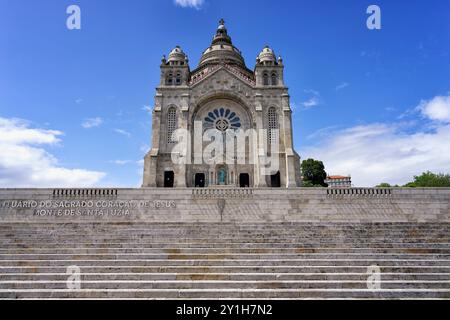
114, 129, 131, 137
140, 144, 150, 154
301, 94, 450, 187
75, 98, 83, 104
301, 90, 322, 109
174, 0, 204, 9
0, 118, 61, 145
335, 82, 349, 91
0, 117, 105, 188
82, 117, 103, 129
419, 93, 450, 122
110, 160, 133, 165
306, 125, 342, 140
142, 105, 152, 114
302, 97, 320, 109
305, 89, 319, 96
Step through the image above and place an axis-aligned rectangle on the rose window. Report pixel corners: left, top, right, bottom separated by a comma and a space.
204, 108, 241, 132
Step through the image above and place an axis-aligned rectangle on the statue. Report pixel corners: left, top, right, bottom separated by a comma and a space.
218, 168, 226, 185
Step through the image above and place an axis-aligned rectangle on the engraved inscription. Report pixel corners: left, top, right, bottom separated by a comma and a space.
0, 200, 176, 217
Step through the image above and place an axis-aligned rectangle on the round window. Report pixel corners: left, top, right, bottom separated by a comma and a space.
215, 119, 230, 132
204, 108, 241, 132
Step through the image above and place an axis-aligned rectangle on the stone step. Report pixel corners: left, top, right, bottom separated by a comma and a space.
11, 231, 440, 235
0, 259, 449, 267
3, 240, 447, 246
2, 266, 450, 274
1, 222, 449, 299
3, 244, 450, 251
2, 228, 448, 234
2, 280, 450, 290
3, 232, 448, 237
2, 272, 450, 281
1, 222, 447, 227
2, 223, 447, 228
0, 253, 449, 260
4, 238, 447, 244
1, 247, 450, 254
4, 228, 445, 233
3, 232, 447, 238
3, 228, 447, 232
3, 239, 449, 245
5, 245, 445, 251
6, 235, 445, 240
2, 231, 445, 235
0, 222, 450, 230
2, 231, 446, 236
1, 288, 450, 299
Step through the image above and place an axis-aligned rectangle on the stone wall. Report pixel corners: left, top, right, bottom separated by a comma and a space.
0, 188, 449, 223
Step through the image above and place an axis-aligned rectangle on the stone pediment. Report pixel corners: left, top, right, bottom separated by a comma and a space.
190, 65, 255, 95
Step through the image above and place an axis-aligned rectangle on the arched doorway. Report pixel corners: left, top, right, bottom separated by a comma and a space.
239, 173, 250, 188
270, 171, 281, 188
164, 171, 174, 188
195, 173, 206, 188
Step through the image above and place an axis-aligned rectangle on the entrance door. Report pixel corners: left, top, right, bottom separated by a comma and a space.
239, 173, 250, 188
270, 171, 281, 188
164, 171, 174, 188
195, 173, 205, 188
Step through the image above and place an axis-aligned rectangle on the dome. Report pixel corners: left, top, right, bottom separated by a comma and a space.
198, 19, 245, 67
257, 46, 276, 63
167, 46, 187, 63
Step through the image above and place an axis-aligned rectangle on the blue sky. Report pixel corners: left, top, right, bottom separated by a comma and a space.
1, 0, 450, 187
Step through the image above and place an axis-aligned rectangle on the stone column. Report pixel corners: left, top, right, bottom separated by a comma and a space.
143, 99, 162, 187
254, 98, 267, 187
281, 94, 293, 149
175, 95, 190, 188
281, 94, 297, 188
285, 152, 297, 188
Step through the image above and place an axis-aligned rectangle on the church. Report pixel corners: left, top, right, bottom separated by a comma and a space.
1, 19, 449, 301
143, 19, 302, 188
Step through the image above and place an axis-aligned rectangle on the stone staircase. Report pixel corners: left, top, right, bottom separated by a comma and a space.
0, 222, 449, 299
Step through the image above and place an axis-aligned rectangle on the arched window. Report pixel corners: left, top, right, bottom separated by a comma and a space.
166, 73, 173, 85
268, 107, 279, 150
175, 72, 182, 85
167, 107, 177, 144
271, 72, 278, 85
263, 72, 269, 86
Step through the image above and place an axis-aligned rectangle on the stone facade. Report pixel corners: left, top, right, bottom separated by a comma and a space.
142, 20, 302, 188
325, 175, 352, 188
1, 187, 449, 223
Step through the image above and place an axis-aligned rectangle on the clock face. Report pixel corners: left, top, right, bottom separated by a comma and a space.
204, 108, 241, 132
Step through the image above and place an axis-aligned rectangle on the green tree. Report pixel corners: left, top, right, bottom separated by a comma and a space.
376, 183, 391, 188
301, 158, 327, 187
403, 171, 450, 188
302, 180, 314, 187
